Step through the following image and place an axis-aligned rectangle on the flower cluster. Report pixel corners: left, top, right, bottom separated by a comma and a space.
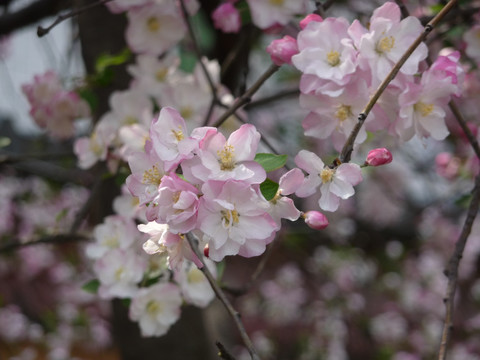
21, 71, 90, 139
281, 2, 463, 150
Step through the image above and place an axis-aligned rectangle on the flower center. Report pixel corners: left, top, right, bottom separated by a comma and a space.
218, 144, 236, 171
115, 267, 124, 281
103, 236, 119, 248
147, 17, 160, 32
187, 268, 204, 284
171, 128, 184, 142
124, 116, 138, 125
376, 36, 395, 54
146, 300, 163, 314
89, 132, 103, 156
221, 209, 240, 227
335, 104, 353, 122
320, 168, 335, 183
414, 101, 434, 117
155, 68, 168, 82
326, 51, 341, 67
269, 0, 284, 5
142, 165, 162, 185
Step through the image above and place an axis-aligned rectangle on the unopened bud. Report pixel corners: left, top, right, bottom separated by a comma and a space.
266, 35, 299, 66
203, 244, 209, 258
365, 148, 393, 167
299, 14, 323, 29
211, 3, 241, 33
303, 211, 329, 230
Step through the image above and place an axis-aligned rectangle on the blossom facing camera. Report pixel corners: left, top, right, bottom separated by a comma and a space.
303, 211, 329, 230
266, 35, 299, 66
365, 148, 393, 167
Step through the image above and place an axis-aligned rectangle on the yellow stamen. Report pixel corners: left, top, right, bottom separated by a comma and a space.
146, 300, 163, 314
414, 102, 434, 117
147, 17, 160, 32
171, 128, 184, 142
376, 36, 395, 54
221, 209, 240, 227
335, 104, 353, 122
142, 165, 162, 185
218, 144, 236, 171
320, 168, 334, 183
269, 0, 284, 5
326, 51, 341, 67
155, 68, 168, 82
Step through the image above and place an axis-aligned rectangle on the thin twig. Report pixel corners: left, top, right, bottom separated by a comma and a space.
186, 233, 261, 360
339, 0, 459, 163
37, 0, 114, 37
448, 101, 480, 159
212, 64, 280, 128
0, 233, 90, 253
244, 89, 299, 110
438, 174, 480, 360
0, 151, 74, 164
216, 341, 236, 360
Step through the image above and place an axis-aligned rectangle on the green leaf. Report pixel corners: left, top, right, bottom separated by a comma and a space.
77, 88, 98, 111
254, 153, 287, 172
260, 178, 279, 201
82, 279, 100, 294
95, 48, 131, 74
55, 208, 68, 223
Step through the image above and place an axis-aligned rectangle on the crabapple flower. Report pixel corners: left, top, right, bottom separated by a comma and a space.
138, 222, 202, 270
212, 3, 241, 33
153, 174, 199, 234
266, 35, 298, 66
182, 124, 266, 184
198, 180, 277, 261
295, 150, 362, 212
357, 2, 427, 85
74, 120, 116, 169
126, 140, 166, 209
292, 17, 357, 86
149, 106, 216, 171
129, 283, 182, 337
86, 215, 138, 259
365, 148, 393, 167
126, 2, 186, 55
303, 211, 329, 230
94, 249, 146, 299
246, 0, 307, 29
174, 260, 216, 308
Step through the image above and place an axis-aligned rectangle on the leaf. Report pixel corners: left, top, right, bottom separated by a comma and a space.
77, 88, 98, 111
260, 178, 279, 201
95, 48, 131, 74
82, 279, 100, 294
254, 153, 287, 172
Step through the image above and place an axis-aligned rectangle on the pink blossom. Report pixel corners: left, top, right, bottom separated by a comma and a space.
266, 35, 298, 66
246, 0, 307, 29
182, 123, 266, 185
174, 260, 215, 307
129, 283, 182, 337
435, 152, 460, 180
299, 14, 323, 29
154, 174, 199, 234
212, 3, 241, 33
198, 180, 277, 261
126, 3, 186, 55
365, 148, 393, 167
464, 24, 480, 62
292, 17, 357, 86
303, 211, 329, 230
295, 150, 362, 212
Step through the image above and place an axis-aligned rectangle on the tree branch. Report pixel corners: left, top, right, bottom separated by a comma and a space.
0, 233, 90, 253
186, 232, 261, 360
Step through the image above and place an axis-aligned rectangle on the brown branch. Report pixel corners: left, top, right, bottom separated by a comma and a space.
438, 173, 480, 359
212, 64, 280, 128
37, 0, 114, 37
216, 341, 236, 360
0, 0, 65, 36
0, 233, 90, 253
339, 0, 459, 163
185, 232, 261, 360
448, 101, 480, 159
0, 150, 75, 164
244, 89, 299, 110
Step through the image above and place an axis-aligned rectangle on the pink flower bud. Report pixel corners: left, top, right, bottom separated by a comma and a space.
299, 14, 323, 29
365, 148, 393, 167
266, 35, 299, 66
203, 244, 209, 258
304, 211, 329, 230
212, 3, 241, 34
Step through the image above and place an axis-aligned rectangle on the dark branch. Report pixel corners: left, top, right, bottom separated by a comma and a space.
0, 233, 90, 253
